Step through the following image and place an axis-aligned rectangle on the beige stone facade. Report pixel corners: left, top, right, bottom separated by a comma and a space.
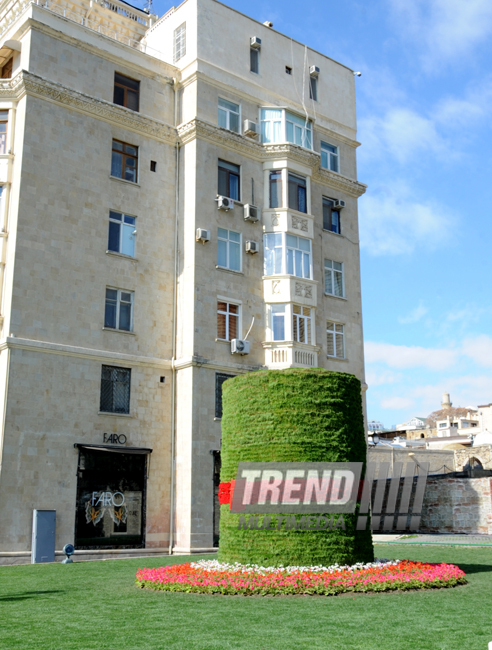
0, 0, 367, 561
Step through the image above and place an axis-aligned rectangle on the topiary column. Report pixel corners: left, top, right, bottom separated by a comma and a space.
218, 368, 374, 567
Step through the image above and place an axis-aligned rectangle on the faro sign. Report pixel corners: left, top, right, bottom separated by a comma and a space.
91, 491, 125, 507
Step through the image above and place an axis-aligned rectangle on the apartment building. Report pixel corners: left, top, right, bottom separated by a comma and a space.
0, 0, 367, 562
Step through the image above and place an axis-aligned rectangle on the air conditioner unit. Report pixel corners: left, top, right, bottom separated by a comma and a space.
244, 204, 260, 222
309, 65, 320, 77
231, 339, 250, 355
250, 36, 262, 49
334, 199, 346, 209
243, 120, 258, 138
245, 240, 259, 254
217, 196, 234, 211
196, 228, 210, 243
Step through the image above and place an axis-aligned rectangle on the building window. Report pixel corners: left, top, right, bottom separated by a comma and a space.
111, 140, 138, 183
215, 372, 235, 419
269, 170, 282, 208
439, 422, 447, 428
288, 173, 307, 213
324, 259, 344, 297
218, 159, 240, 200
100, 365, 131, 414
108, 211, 136, 257
309, 76, 318, 101
250, 47, 259, 74
217, 301, 239, 341
323, 197, 341, 234
0, 111, 8, 155
218, 98, 240, 133
105, 288, 134, 331
261, 109, 312, 149
217, 228, 241, 271
271, 304, 286, 341
264, 233, 312, 279
327, 322, 344, 358
174, 23, 186, 62
321, 142, 339, 173
293, 305, 312, 344
113, 73, 140, 112
1, 58, 12, 79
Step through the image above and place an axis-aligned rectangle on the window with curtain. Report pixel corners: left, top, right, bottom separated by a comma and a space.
260, 109, 312, 149
324, 259, 344, 297
264, 233, 311, 279
293, 305, 311, 344
111, 139, 138, 183
218, 98, 240, 133
322, 197, 341, 234
327, 322, 345, 358
218, 160, 240, 200
321, 142, 339, 173
217, 228, 241, 271
288, 173, 307, 213
217, 301, 239, 341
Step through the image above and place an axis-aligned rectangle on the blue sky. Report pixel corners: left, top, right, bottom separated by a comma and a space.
152, 0, 492, 427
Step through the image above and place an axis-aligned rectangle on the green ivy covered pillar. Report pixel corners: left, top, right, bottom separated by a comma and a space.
218, 368, 374, 567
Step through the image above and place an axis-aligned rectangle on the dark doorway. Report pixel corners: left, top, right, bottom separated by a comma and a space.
212, 451, 221, 548
75, 448, 147, 549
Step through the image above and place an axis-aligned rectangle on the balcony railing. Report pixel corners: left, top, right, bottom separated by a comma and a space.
263, 342, 318, 369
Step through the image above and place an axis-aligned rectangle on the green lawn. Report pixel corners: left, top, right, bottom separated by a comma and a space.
0, 546, 491, 650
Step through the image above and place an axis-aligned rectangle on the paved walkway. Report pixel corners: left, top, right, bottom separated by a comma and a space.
373, 534, 492, 546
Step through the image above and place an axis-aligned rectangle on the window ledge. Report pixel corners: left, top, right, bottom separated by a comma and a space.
109, 175, 140, 187
98, 411, 133, 418
215, 338, 232, 344
321, 167, 340, 175
216, 266, 244, 275
213, 417, 222, 421
106, 250, 138, 261
324, 293, 347, 301
102, 327, 136, 336
327, 356, 348, 362
323, 229, 344, 237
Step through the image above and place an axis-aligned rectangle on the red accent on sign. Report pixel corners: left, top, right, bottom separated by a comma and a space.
218, 480, 235, 506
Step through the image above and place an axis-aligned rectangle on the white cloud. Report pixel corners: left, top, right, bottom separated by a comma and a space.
359, 185, 454, 255
359, 108, 447, 165
388, 0, 492, 67
365, 341, 457, 369
365, 369, 403, 387
463, 335, 492, 367
380, 396, 414, 410
398, 302, 428, 324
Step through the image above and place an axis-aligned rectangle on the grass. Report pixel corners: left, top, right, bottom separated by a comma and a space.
0, 546, 491, 650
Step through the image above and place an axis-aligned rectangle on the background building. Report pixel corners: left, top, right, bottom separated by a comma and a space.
0, 0, 367, 562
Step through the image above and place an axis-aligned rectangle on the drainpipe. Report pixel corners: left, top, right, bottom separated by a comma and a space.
168, 76, 180, 555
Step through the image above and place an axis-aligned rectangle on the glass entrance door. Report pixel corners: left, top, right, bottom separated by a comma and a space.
75, 449, 147, 549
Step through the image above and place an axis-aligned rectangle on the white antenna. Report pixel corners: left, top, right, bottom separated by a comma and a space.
244, 317, 255, 341
143, 0, 153, 13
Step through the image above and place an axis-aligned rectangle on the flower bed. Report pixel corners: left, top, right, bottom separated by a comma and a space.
135, 559, 466, 596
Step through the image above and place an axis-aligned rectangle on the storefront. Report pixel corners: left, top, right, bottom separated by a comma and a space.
74, 444, 152, 549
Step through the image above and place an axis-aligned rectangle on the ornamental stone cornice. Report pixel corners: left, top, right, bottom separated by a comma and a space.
0, 70, 177, 145
178, 119, 367, 197
312, 167, 367, 198
178, 118, 264, 160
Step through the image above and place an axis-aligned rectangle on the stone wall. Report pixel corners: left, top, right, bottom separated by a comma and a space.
454, 445, 492, 471
420, 477, 492, 535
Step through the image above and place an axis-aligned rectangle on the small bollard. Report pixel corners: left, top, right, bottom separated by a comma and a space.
62, 543, 75, 564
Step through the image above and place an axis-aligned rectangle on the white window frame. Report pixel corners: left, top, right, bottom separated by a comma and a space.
217, 228, 242, 272
260, 108, 313, 150
263, 232, 312, 279
324, 259, 344, 298
108, 211, 137, 257
217, 298, 241, 342
105, 287, 134, 332
218, 98, 241, 133
271, 304, 286, 341
293, 305, 312, 345
327, 321, 345, 359
174, 23, 186, 63
321, 142, 339, 173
